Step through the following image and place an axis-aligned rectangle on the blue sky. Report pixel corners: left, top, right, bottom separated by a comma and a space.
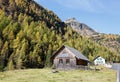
35, 0, 120, 34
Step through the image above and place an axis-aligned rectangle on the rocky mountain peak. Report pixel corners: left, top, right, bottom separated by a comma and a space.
65, 18, 98, 37
65, 18, 78, 23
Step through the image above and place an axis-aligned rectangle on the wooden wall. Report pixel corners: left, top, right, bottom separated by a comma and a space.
53, 48, 76, 69
53, 47, 88, 69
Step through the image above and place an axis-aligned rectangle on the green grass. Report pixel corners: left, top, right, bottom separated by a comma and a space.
0, 68, 116, 82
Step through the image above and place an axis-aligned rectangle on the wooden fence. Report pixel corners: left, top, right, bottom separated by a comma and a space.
76, 65, 90, 70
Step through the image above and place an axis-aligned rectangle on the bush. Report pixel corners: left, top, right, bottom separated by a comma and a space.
51, 65, 56, 69
0, 65, 4, 72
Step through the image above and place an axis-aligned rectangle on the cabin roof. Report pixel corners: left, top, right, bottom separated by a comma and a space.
52, 45, 90, 61
93, 56, 105, 61
65, 46, 89, 61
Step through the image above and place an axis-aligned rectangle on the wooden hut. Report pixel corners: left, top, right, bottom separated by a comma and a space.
52, 45, 90, 69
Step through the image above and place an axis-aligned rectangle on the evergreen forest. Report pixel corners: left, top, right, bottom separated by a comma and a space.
0, 0, 120, 71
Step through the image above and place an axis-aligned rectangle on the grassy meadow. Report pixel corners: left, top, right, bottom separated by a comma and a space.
0, 68, 116, 82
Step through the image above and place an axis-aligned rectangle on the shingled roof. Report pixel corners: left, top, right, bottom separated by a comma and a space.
65, 46, 89, 61
52, 45, 90, 61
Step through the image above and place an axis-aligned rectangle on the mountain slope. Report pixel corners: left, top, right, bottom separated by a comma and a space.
90, 34, 120, 56
65, 18, 120, 59
65, 18, 98, 37
0, 0, 65, 33
0, 0, 119, 70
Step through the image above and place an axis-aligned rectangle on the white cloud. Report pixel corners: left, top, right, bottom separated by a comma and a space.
34, 0, 120, 14
54, 0, 106, 13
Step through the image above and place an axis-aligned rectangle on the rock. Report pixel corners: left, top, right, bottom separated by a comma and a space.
65, 18, 98, 37
52, 70, 59, 73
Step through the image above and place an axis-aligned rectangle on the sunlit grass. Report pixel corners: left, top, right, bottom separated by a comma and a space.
0, 68, 116, 82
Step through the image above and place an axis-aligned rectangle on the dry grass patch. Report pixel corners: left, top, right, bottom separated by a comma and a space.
0, 68, 116, 82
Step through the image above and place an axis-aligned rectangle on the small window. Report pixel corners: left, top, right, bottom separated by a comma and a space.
59, 59, 63, 64
66, 59, 70, 64
101, 61, 103, 63
97, 61, 100, 64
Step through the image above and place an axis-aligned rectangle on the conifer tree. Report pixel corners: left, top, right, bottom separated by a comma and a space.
7, 60, 14, 70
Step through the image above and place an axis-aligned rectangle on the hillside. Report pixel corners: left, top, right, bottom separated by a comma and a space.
0, 0, 65, 32
0, 0, 119, 70
90, 34, 120, 57
65, 18, 120, 60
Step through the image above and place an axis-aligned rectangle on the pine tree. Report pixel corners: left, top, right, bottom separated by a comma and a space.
7, 60, 14, 70
0, 41, 9, 67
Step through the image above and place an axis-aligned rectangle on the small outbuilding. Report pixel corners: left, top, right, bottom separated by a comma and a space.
94, 56, 106, 65
52, 45, 90, 69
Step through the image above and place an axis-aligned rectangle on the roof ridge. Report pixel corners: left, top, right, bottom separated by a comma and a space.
64, 45, 90, 61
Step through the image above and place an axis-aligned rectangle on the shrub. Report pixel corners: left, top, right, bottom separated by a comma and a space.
0, 65, 4, 72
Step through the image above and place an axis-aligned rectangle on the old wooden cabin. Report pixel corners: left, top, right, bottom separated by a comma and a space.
52, 45, 90, 69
